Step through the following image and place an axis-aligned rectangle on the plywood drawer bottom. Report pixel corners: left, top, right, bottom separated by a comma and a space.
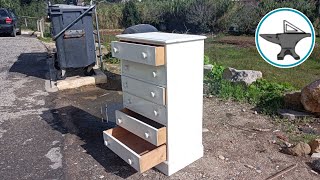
103, 127, 167, 173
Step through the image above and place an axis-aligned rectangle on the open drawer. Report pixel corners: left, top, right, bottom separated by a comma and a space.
116, 108, 166, 146
103, 127, 166, 173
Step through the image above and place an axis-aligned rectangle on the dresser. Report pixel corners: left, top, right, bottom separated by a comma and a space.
103, 32, 206, 175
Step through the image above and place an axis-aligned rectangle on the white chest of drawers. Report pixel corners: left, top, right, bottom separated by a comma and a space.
103, 32, 206, 175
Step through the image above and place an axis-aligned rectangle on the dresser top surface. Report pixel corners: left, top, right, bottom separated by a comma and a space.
116, 32, 207, 45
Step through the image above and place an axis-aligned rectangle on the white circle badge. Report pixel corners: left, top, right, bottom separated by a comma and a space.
255, 8, 315, 68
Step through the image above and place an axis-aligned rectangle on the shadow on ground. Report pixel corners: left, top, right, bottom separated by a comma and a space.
9, 52, 49, 79
41, 105, 136, 179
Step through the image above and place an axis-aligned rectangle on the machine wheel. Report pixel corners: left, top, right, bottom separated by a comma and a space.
57, 69, 66, 80
84, 64, 95, 76
122, 24, 158, 34
10, 27, 16, 37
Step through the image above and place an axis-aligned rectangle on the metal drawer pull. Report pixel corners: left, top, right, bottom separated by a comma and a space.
150, 92, 156, 98
144, 132, 150, 139
142, 52, 147, 59
113, 47, 119, 53
117, 118, 122, 124
127, 99, 131, 104
128, 158, 133, 165
154, 110, 158, 116
104, 141, 108, 146
152, 71, 157, 78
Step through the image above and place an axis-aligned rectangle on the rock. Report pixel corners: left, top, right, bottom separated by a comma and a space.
202, 128, 210, 133
218, 155, 225, 160
287, 142, 311, 156
277, 109, 313, 120
311, 159, 320, 173
311, 152, 320, 158
222, 67, 262, 86
284, 91, 304, 111
301, 80, 320, 113
309, 139, 320, 153
204, 64, 213, 75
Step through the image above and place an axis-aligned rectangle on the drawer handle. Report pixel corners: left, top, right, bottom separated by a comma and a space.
127, 99, 131, 104
152, 71, 157, 78
142, 52, 147, 59
117, 118, 122, 124
144, 132, 150, 139
154, 110, 158, 116
150, 92, 156, 98
128, 158, 133, 165
104, 141, 108, 146
113, 47, 119, 53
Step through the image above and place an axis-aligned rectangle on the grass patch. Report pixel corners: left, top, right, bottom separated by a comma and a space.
205, 36, 320, 89
38, 37, 53, 43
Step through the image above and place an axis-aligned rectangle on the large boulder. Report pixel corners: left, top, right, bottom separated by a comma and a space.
284, 91, 304, 111
301, 80, 320, 113
222, 67, 262, 86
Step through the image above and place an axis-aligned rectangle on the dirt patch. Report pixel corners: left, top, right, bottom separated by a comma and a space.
215, 36, 256, 47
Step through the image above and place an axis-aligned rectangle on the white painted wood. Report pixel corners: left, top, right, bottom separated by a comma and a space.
156, 40, 205, 175
107, 32, 205, 175
122, 76, 166, 105
121, 60, 167, 86
116, 32, 207, 45
111, 41, 163, 66
123, 92, 167, 126
103, 129, 141, 171
115, 109, 165, 146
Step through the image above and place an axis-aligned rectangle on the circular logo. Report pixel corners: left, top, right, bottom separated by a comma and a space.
255, 8, 315, 68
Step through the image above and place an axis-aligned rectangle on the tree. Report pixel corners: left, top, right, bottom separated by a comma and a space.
122, 1, 141, 28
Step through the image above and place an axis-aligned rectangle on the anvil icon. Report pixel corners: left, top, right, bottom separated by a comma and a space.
260, 20, 311, 60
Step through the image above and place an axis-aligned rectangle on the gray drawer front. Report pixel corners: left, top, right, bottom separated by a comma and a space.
122, 60, 166, 86
123, 92, 167, 126
122, 76, 166, 105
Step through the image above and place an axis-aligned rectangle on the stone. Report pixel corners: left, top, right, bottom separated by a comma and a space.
203, 83, 210, 95
311, 159, 320, 173
222, 67, 262, 86
284, 91, 304, 111
218, 155, 225, 160
309, 139, 320, 153
277, 109, 313, 120
301, 80, 320, 112
202, 128, 210, 133
204, 64, 213, 75
287, 142, 311, 156
311, 153, 320, 158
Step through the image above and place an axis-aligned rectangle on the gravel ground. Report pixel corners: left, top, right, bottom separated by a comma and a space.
0, 36, 319, 179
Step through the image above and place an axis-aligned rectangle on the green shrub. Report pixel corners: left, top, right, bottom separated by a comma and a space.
204, 55, 210, 65
205, 64, 295, 115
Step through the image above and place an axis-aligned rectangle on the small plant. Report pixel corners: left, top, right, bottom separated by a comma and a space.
204, 55, 210, 65
103, 52, 120, 64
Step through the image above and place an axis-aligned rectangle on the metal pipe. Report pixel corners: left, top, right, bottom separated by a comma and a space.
94, 5, 103, 70
53, 5, 96, 41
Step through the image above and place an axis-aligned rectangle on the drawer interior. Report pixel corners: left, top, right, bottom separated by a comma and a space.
118, 108, 166, 146
120, 108, 165, 129
106, 127, 156, 155
104, 127, 167, 172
